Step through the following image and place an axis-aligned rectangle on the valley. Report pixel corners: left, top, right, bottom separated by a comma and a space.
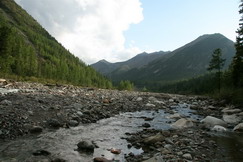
0, 81, 243, 161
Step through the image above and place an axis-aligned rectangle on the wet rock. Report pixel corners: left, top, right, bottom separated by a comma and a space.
47, 119, 62, 128
110, 148, 121, 154
29, 126, 43, 133
93, 157, 112, 162
171, 118, 194, 129
51, 158, 66, 162
200, 116, 227, 127
32, 149, 51, 156
77, 140, 95, 152
233, 123, 243, 132
223, 114, 242, 124
142, 123, 151, 128
144, 133, 164, 144
167, 113, 181, 119
68, 120, 79, 127
183, 153, 192, 160
211, 125, 227, 132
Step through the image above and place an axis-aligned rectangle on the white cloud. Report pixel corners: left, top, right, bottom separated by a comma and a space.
14, 0, 143, 64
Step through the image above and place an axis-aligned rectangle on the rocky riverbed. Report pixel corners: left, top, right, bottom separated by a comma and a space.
0, 80, 243, 161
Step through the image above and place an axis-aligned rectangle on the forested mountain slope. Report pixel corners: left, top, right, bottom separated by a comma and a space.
109, 34, 235, 85
0, 0, 112, 88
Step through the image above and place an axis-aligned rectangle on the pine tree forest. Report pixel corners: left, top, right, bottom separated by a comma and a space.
0, 0, 112, 88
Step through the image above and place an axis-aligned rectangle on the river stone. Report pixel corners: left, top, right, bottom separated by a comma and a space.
148, 96, 158, 102
144, 133, 164, 144
183, 153, 192, 160
145, 103, 156, 107
200, 116, 227, 127
77, 140, 95, 152
76, 111, 83, 117
93, 157, 112, 162
171, 118, 194, 129
136, 97, 143, 101
168, 113, 181, 119
211, 125, 227, 132
233, 123, 243, 132
47, 119, 62, 128
143, 153, 164, 162
52, 158, 66, 162
222, 108, 241, 114
68, 120, 79, 127
32, 149, 51, 156
223, 114, 242, 124
29, 126, 43, 133
0, 99, 12, 105
142, 123, 151, 128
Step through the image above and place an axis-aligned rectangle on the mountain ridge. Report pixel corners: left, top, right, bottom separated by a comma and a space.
92, 33, 235, 87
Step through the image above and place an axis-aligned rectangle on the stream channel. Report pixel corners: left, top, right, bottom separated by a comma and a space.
0, 103, 243, 161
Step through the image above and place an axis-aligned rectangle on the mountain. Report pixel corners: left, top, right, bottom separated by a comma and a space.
0, 0, 112, 88
102, 33, 235, 86
91, 51, 169, 75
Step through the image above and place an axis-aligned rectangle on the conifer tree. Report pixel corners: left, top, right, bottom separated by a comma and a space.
207, 48, 225, 92
232, 1, 243, 87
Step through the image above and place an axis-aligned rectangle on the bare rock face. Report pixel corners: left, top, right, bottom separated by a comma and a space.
171, 118, 194, 129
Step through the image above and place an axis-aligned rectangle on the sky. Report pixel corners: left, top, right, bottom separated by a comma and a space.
14, 0, 240, 64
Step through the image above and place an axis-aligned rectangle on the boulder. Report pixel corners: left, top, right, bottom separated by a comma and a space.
211, 125, 227, 132
171, 118, 194, 129
77, 140, 95, 152
144, 133, 164, 145
200, 116, 227, 127
223, 114, 242, 124
233, 123, 243, 132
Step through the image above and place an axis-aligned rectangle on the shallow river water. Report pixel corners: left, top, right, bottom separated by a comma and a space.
0, 103, 243, 161
0, 104, 198, 162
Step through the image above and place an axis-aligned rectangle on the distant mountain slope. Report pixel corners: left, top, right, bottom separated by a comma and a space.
0, 0, 112, 88
110, 33, 235, 84
91, 51, 169, 75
